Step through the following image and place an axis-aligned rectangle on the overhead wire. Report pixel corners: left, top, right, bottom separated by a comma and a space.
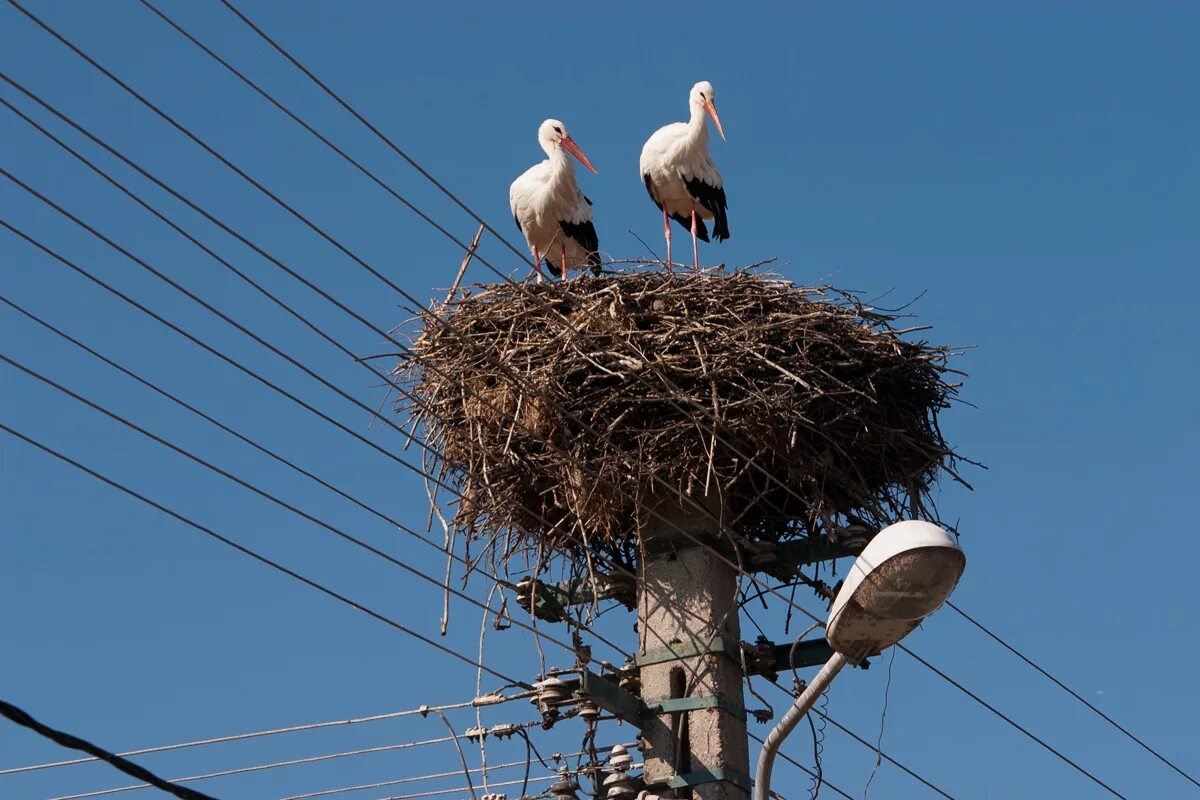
275, 742, 638, 800
0, 79, 634, 665
2, 5, 1141, 795
0, 342, 591, 668
947, 600, 1200, 790
0, 420, 528, 689
42, 729, 544, 800
0, 699, 215, 800
0, 43, 955, 800
0, 698, 514, 777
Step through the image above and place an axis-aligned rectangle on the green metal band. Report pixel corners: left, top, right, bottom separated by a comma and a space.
649, 694, 746, 721
634, 636, 736, 666
666, 768, 752, 791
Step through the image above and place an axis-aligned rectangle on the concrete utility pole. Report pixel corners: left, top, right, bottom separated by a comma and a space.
638, 501, 750, 800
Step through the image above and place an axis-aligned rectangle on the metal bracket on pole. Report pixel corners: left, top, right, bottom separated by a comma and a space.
649, 694, 747, 721
635, 636, 737, 667
515, 576, 637, 622
664, 768, 753, 792
567, 669, 648, 726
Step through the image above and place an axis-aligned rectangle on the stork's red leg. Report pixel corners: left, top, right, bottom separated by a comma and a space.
690, 209, 700, 273
662, 204, 673, 276
560, 240, 569, 281
532, 245, 543, 284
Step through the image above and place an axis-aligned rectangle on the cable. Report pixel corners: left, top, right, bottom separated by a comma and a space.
214, 0, 535, 268
3, 10, 1132, 795
276, 744, 634, 800
0, 184, 949, 800
0, 82, 632, 663
0, 698, 504, 776
0, 420, 527, 689
806, 706, 953, 800
43, 732, 527, 800
895, 643, 1128, 799
0, 698, 216, 800
2, 71, 1089, 800
0, 203, 624, 666
746, 731, 853, 800
4, 3, 836, 667
0, 348, 593, 668
947, 600, 1200, 790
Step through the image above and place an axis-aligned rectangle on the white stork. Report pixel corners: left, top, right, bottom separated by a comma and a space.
639, 80, 729, 273
509, 119, 601, 281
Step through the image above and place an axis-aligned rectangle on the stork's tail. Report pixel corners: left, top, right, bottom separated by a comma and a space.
712, 208, 731, 242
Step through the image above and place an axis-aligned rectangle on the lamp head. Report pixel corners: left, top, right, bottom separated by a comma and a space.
826, 520, 965, 663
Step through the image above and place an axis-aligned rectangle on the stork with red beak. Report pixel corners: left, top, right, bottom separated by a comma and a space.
510, 119, 601, 281
639, 81, 730, 273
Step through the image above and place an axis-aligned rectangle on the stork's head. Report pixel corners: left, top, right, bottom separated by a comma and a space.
537, 119, 599, 174
689, 81, 725, 141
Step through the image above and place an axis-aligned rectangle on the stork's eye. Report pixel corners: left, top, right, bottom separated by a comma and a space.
553, 126, 563, 134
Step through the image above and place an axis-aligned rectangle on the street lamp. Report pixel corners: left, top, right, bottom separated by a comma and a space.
754, 520, 966, 800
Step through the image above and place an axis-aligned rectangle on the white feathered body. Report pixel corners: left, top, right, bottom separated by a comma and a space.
509, 153, 599, 271
639, 120, 729, 242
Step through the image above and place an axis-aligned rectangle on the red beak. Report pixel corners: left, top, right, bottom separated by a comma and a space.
561, 135, 599, 174
704, 101, 726, 141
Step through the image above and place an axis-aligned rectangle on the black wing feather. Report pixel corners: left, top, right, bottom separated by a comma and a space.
559, 218, 602, 275
643, 173, 709, 242
682, 175, 730, 241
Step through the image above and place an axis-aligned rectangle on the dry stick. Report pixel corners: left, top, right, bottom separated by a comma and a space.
445, 223, 485, 306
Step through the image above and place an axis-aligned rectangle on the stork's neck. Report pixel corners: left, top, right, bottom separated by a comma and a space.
687, 103, 710, 145
546, 146, 577, 183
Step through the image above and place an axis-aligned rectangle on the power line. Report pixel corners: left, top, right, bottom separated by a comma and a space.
0, 203, 623, 666
0, 349, 597, 669
0, 84, 631, 662
197, 0, 903, 551
0, 698, 503, 776
43, 730, 545, 800
947, 600, 1200, 790
3, 8, 1136, 794
0, 292, 623, 663
0, 698, 216, 800
896, 643, 1128, 799
746, 731, 854, 800
6, 0, 832, 652
0, 420, 528, 689
276, 742, 637, 800
214, 0, 536, 268
0, 160, 958, 800
0, 297, 925, 799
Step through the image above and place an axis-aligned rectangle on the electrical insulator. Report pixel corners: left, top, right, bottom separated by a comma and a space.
617, 659, 640, 696
603, 770, 637, 800
532, 676, 571, 727
515, 576, 537, 614
576, 699, 600, 724
608, 743, 633, 772
603, 743, 637, 800
549, 767, 580, 800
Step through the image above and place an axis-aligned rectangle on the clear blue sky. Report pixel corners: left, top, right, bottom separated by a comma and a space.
3, 2, 1198, 798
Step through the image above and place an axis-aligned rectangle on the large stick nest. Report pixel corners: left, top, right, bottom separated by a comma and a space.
394, 270, 965, 567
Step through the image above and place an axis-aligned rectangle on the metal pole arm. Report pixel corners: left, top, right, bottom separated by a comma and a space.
754, 651, 848, 800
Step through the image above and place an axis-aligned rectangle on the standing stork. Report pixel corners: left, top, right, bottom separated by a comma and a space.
510, 119, 601, 281
639, 81, 729, 273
